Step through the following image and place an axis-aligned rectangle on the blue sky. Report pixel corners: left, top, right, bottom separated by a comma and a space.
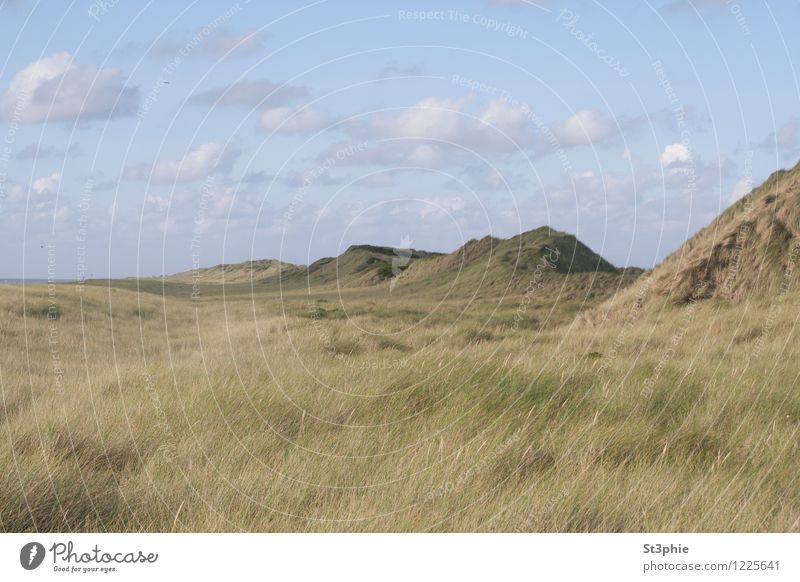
1, 0, 798, 278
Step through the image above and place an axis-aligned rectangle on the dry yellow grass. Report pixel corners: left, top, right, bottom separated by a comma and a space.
0, 277, 798, 532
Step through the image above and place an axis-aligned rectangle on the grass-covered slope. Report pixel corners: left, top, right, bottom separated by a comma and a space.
584, 161, 800, 339
161, 226, 639, 303
166, 259, 294, 284
646, 161, 800, 303
393, 226, 640, 300
272, 244, 443, 290
1, 276, 797, 532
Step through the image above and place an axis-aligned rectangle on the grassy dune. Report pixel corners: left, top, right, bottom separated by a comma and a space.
1, 275, 798, 532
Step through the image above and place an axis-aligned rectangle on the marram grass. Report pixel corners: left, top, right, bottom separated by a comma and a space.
0, 280, 797, 532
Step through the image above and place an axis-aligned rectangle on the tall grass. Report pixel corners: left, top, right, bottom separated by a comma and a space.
0, 280, 797, 532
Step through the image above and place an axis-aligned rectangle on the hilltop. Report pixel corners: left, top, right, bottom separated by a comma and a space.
274, 244, 443, 289
663, 161, 800, 302
608, 161, 800, 308
324, 227, 640, 301
165, 226, 642, 301
392, 226, 639, 299
166, 259, 292, 284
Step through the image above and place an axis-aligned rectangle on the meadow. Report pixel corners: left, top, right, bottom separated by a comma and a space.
0, 275, 798, 532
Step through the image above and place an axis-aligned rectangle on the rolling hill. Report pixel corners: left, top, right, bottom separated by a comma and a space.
166, 259, 292, 284
166, 226, 642, 301
391, 226, 639, 299
273, 244, 443, 290
614, 160, 800, 306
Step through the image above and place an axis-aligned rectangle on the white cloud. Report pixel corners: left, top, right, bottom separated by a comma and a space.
0, 173, 65, 225
552, 110, 614, 146
32, 172, 61, 195
119, 178, 274, 241
660, 143, 691, 166
370, 97, 469, 140
124, 142, 240, 183
309, 99, 632, 173
479, 98, 529, 130
0, 52, 138, 123
365, 96, 534, 148
307, 100, 514, 173
406, 144, 444, 166
420, 196, 465, 218
259, 106, 329, 133
364, 99, 617, 153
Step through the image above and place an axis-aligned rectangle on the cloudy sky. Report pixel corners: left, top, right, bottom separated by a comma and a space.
1, 0, 798, 278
